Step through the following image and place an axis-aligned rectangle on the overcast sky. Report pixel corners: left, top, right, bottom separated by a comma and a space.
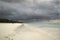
0, 0, 60, 22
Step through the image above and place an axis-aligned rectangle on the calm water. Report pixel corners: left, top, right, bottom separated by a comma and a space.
27, 21, 60, 28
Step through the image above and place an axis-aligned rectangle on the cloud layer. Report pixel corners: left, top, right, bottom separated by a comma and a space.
0, 0, 60, 22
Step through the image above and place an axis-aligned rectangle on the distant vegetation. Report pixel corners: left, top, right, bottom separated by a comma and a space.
0, 19, 23, 23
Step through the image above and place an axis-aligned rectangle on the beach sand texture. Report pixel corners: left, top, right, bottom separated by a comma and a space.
0, 23, 60, 40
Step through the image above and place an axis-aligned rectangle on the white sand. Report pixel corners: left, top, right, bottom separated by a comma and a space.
0, 23, 60, 40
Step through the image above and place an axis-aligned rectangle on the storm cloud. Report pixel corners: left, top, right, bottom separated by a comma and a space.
0, 0, 60, 22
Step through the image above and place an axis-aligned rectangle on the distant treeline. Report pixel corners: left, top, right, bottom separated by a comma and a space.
0, 19, 23, 23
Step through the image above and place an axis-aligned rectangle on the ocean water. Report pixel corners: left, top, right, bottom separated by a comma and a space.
27, 21, 60, 28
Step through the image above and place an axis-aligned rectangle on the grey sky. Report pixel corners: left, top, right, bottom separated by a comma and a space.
0, 0, 60, 22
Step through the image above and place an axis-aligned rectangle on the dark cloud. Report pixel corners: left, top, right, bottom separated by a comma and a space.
0, 0, 25, 3
0, 0, 60, 22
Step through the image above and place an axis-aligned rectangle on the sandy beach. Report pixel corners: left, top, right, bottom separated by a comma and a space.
0, 23, 60, 40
